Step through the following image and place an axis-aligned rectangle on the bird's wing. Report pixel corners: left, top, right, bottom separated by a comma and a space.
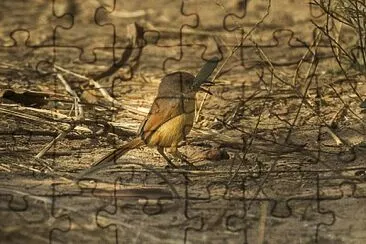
193, 57, 219, 87
138, 96, 191, 141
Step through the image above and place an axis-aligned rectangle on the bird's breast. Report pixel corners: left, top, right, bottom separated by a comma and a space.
146, 111, 195, 148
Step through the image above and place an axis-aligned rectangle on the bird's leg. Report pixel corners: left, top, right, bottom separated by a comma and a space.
169, 146, 196, 168
157, 146, 178, 168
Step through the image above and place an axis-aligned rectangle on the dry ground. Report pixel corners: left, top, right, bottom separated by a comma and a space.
1, 1, 366, 243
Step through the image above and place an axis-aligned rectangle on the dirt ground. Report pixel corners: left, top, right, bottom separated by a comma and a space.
1, 0, 366, 243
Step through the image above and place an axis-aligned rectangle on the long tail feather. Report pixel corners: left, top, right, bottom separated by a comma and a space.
77, 138, 144, 178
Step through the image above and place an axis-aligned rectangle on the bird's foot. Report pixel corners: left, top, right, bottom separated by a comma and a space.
164, 160, 179, 169
174, 153, 197, 169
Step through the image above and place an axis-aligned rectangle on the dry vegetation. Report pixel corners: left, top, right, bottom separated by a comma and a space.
0, 0, 366, 243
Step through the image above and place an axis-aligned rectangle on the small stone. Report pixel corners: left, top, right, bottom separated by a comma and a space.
210, 121, 223, 130
205, 148, 230, 161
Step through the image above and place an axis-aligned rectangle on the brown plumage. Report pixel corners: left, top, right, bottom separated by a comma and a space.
78, 58, 219, 178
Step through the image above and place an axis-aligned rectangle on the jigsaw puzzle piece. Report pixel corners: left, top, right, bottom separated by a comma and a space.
49, 180, 117, 243
162, 1, 225, 73
223, 170, 336, 243
224, 1, 311, 30
184, 180, 251, 243
95, 167, 203, 244
220, 1, 325, 75
0, 30, 64, 70
0, 187, 69, 243
0, 0, 72, 47
53, 0, 117, 63
255, 174, 339, 243
315, 178, 366, 243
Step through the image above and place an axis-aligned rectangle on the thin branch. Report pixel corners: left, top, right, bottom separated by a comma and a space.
250, 37, 348, 146
195, 0, 272, 122
285, 32, 322, 142
54, 64, 147, 116
35, 124, 76, 159
56, 72, 84, 119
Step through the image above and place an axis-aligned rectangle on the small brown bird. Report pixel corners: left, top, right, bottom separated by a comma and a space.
78, 58, 219, 177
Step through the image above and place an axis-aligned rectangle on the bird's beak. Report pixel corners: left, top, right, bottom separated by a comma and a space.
199, 87, 212, 95
203, 81, 215, 86
198, 81, 214, 95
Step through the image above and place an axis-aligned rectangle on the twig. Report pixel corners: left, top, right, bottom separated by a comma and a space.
257, 201, 268, 244
53, 64, 147, 116
56, 72, 84, 119
250, 35, 347, 146
54, 64, 118, 103
1, 103, 69, 120
12, 162, 41, 173
327, 83, 365, 124
195, 45, 239, 123
35, 124, 76, 159
329, 104, 346, 126
33, 157, 54, 172
0, 106, 59, 128
285, 32, 322, 142
323, 127, 343, 145
0, 104, 137, 137
195, 0, 272, 122
0, 163, 11, 172
246, 159, 278, 210
292, 31, 322, 86
312, 0, 363, 100
228, 77, 271, 184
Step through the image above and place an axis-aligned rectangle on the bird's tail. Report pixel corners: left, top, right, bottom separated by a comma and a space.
77, 138, 144, 179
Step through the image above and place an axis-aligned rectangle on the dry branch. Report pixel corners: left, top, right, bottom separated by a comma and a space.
56, 72, 84, 119
195, 0, 272, 122
54, 64, 148, 116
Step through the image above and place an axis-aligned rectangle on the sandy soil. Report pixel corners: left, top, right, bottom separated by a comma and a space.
1, 0, 366, 243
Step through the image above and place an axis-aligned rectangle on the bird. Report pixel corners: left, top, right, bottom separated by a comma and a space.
78, 57, 219, 177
